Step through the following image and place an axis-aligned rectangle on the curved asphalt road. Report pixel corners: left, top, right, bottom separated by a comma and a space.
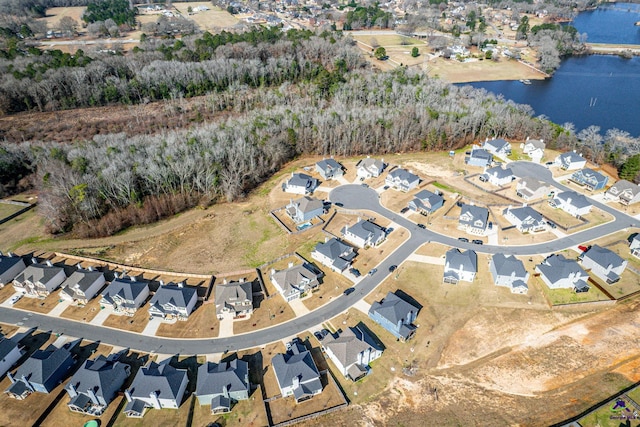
0, 162, 636, 354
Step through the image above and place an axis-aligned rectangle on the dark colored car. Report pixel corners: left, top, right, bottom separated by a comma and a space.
417, 224, 426, 229
361, 183, 369, 188
458, 237, 469, 242
344, 287, 355, 295
400, 207, 409, 214
547, 221, 557, 229
472, 239, 483, 245
388, 265, 397, 272
349, 268, 361, 277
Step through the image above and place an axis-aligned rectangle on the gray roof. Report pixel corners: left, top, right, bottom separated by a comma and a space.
411, 190, 443, 211
445, 248, 478, 273
215, 281, 252, 315
470, 148, 493, 160
525, 139, 545, 150
149, 283, 197, 310
582, 245, 625, 270
128, 360, 187, 401
357, 158, 384, 173
272, 342, 321, 392
14, 263, 64, 285
344, 220, 385, 243
459, 204, 489, 228
0, 338, 19, 361
314, 238, 356, 270
287, 173, 316, 188
0, 255, 24, 278
211, 395, 231, 411
536, 254, 588, 284
491, 254, 527, 278
555, 191, 592, 209
323, 327, 382, 368
271, 264, 321, 295
124, 398, 147, 416
316, 159, 342, 173
101, 278, 149, 306
12, 346, 73, 387
486, 166, 513, 179
559, 151, 586, 164
573, 168, 607, 184
608, 180, 640, 197
484, 138, 510, 151
519, 177, 546, 192
505, 206, 543, 223
60, 270, 105, 294
196, 359, 249, 397
66, 355, 129, 402
369, 292, 420, 327
287, 196, 323, 215
388, 168, 419, 184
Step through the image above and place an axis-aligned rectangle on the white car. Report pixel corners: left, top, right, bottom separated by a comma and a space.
8, 294, 22, 305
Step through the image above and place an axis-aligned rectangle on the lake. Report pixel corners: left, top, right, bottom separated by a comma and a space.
463, 3, 640, 137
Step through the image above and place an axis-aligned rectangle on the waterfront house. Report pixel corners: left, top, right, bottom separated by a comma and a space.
286, 197, 324, 224
570, 168, 608, 191
59, 267, 106, 305
6, 342, 76, 399
282, 173, 319, 195
515, 177, 549, 201
196, 358, 249, 414
356, 157, 385, 179
458, 204, 489, 235
342, 219, 386, 248
215, 280, 253, 320
311, 238, 356, 272
100, 276, 150, 315
503, 206, 546, 233
12, 260, 67, 297
549, 191, 592, 217
555, 151, 586, 170
465, 147, 493, 167
270, 263, 322, 302
482, 165, 514, 186
630, 234, 640, 258
606, 180, 640, 205
490, 254, 529, 294
272, 339, 322, 403
123, 359, 188, 418
322, 326, 383, 381
580, 245, 627, 284
148, 282, 198, 321
443, 248, 477, 284
408, 189, 444, 214
385, 168, 420, 192
66, 354, 130, 416
535, 254, 590, 292
315, 158, 344, 180
0, 337, 22, 379
522, 137, 545, 163
0, 252, 25, 288
368, 291, 420, 341
482, 138, 512, 158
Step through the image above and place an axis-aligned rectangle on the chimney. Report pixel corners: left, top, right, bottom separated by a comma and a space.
68, 383, 79, 398
239, 277, 245, 283
76, 262, 82, 269
159, 280, 164, 287
45, 260, 53, 267
88, 266, 94, 272
7, 372, 15, 383
526, 136, 530, 141
222, 385, 229, 398
149, 391, 162, 409
324, 236, 328, 243
124, 389, 133, 402
292, 375, 300, 389
223, 278, 227, 285
270, 268, 275, 275
31, 258, 37, 264
130, 276, 136, 282
21, 375, 34, 392
114, 272, 120, 280
178, 282, 184, 288
87, 387, 99, 405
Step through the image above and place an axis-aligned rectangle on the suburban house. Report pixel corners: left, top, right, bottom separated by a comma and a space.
443, 248, 477, 284
341, 219, 386, 248
270, 263, 323, 302
100, 277, 150, 315
285, 197, 324, 224
322, 326, 383, 381
368, 291, 420, 341
503, 206, 546, 233
580, 245, 627, 284
385, 168, 420, 192
311, 237, 356, 272
522, 137, 546, 163
408, 189, 444, 214
148, 282, 198, 321
515, 177, 549, 201
482, 138, 512, 158
555, 151, 587, 170
215, 280, 253, 320
5, 342, 76, 399
0, 337, 22, 379
272, 340, 323, 403
482, 165, 514, 186
59, 267, 106, 305
630, 235, 640, 258
535, 254, 591, 292
12, 261, 67, 297
606, 180, 640, 205
123, 359, 188, 418
490, 254, 529, 294
0, 253, 26, 288
65, 354, 131, 416
465, 147, 493, 167
315, 158, 344, 180
356, 157, 385, 179
550, 191, 592, 217
282, 173, 319, 195
196, 358, 250, 414
570, 168, 609, 191
458, 204, 490, 235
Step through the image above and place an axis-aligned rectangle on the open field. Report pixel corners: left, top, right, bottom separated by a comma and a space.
424, 55, 546, 83
173, 3, 239, 30
41, 6, 86, 28
0, 203, 27, 220
190, 388, 268, 427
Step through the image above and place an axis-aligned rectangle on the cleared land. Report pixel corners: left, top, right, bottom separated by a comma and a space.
173, 3, 239, 30
102, 309, 150, 333
155, 303, 219, 338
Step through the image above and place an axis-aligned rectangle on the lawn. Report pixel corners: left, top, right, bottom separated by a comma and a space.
13, 293, 61, 313
155, 302, 219, 338
351, 34, 424, 47
102, 309, 150, 333
536, 276, 611, 305
302, 267, 353, 312
172, 3, 239, 29
536, 201, 586, 229
60, 296, 103, 322
190, 387, 269, 427
578, 396, 640, 427
234, 293, 295, 334
0, 203, 27, 221
41, 6, 86, 28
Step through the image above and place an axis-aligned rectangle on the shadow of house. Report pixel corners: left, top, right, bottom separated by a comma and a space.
394, 289, 423, 313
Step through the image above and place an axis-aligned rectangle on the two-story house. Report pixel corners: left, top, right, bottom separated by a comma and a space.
100, 277, 150, 315
482, 165, 514, 186
490, 253, 529, 294
503, 206, 546, 233
606, 180, 640, 205
630, 234, 640, 258
196, 358, 250, 414
59, 267, 106, 305
341, 219, 386, 249
549, 191, 592, 217
356, 157, 385, 180
515, 177, 549, 201
311, 238, 356, 272
465, 147, 493, 167
282, 173, 319, 195
322, 326, 383, 381
0, 253, 26, 288
408, 189, 444, 214
272, 340, 322, 403
270, 263, 323, 302
443, 248, 477, 284
368, 291, 420, 341
215, 279, 253, 320
522, 137, 545, 163
580, 245, 627, 284
0, 337, 22, 379
285, 197, 324, 224
148, 282, 198, 321
458, 204, 490, 235
482, 138, 511, 159
535, 254, 590, 292
315, 158, 344, 180
385, 169, 420, 192
570, 168, 608, 191
12, 261, 67, 297
555, 151, 587, 170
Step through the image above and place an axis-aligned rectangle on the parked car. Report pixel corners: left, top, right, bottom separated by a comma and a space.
458, 237, 469, 242
472, 239, 483, 245
344, 287, 355, 295
417, 224, 426, 229
383, 185, 390, 190
368, 268, 378, 276
8, 294, 22, 305
545, 161, 555, 168
547, 221, 557, 229
385, 227, 394, 234
349, 268, 361, 277
334, 202, 344, 207
388, 265, 397, 272
400, 207, 409, 214
314, 329, 330, 341
361, 183, 369, 188
578, 245, 590, 252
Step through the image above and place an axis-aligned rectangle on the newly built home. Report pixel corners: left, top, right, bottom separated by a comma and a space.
270, 263, 323, 302
322, 326, 383, 381
215, 280, 253, 320
12, 261, 67, 297
312, 238, 356, 272
59, 267, 106, 304
490, 254, 529, 294
503, 206, 546, 233
368, 291, 420, 341
356, 157, 385, 179
123, 359, 188, 418
443, 248, 477, 284
272, 340, 322, 403
482, 165, 514, 187
482, 138, 511, 158
515, 177, 549, 201
580, 245, 627, 284
282, 173, 319, 195
196, 358, 250, 414
630, 234, 640, 258
148, 282, 198, 321
458, 204, 490, 235
385, 168, 420, 192
0, 253, 25, 288
315, 158, 344, 180
522, 137, 545, 163
606, 180, 640, 205
285, 197, 324, 224
408, 189, 444, 214
555, 151, 586, 170
535, 254, 590, 292
341, 218, 386, 248
550, 191, 592, 217
100, 276, 150, 315
465, 147, 493, 167
570, 168, 608, 191
0, 337, 22, 379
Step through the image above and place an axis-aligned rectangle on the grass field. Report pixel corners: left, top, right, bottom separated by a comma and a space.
172, 3, 239, 30
102, 309, 150, 333
41, 6, 86, 29
60, 296, 103, 322
155, 302, 219, 338
13, 293, 61, 313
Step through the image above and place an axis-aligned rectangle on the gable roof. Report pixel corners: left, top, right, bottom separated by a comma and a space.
459, 204, 489, 226
412, 189, 443, 209
524, 139, 545, 150
314, 238, 356, 270
323, 327, 382, 368
608, 180, 640, 197
518, 177, 546, 192
0, 338, 19, 361
537, 254, 588, 284
128, 360, 187, 401
505, 206, 543, 223
445, 248, 478, 273
0, 254, 24, 278
559, 151, 586, 164
582, 245, 625, 270
388, 168, 419, 184
14, 263, 64, 284
287, 173, 316, 188
67, 355, 129, 401
486, 166, 513, 179
469, 148, 493, 160
196, 359, 249, 397
272, 342, 321, 390
287, 197, 323, 215
13, 346, 73, 386
357, 158, 384, 173
344, 220, 385, 243
484, 138, 510, 151
60, 270, 105, 293
271, 264, 321, 293
215, 281, 252, 313
101, 278, 149, 304
149, 283, 197, 309
491, 253, 527, 277
555, 191, 592, 209
316, 159, 342, 173
369, 292, 420, 326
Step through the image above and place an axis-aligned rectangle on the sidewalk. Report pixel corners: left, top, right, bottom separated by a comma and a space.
405, 253, 445, 265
